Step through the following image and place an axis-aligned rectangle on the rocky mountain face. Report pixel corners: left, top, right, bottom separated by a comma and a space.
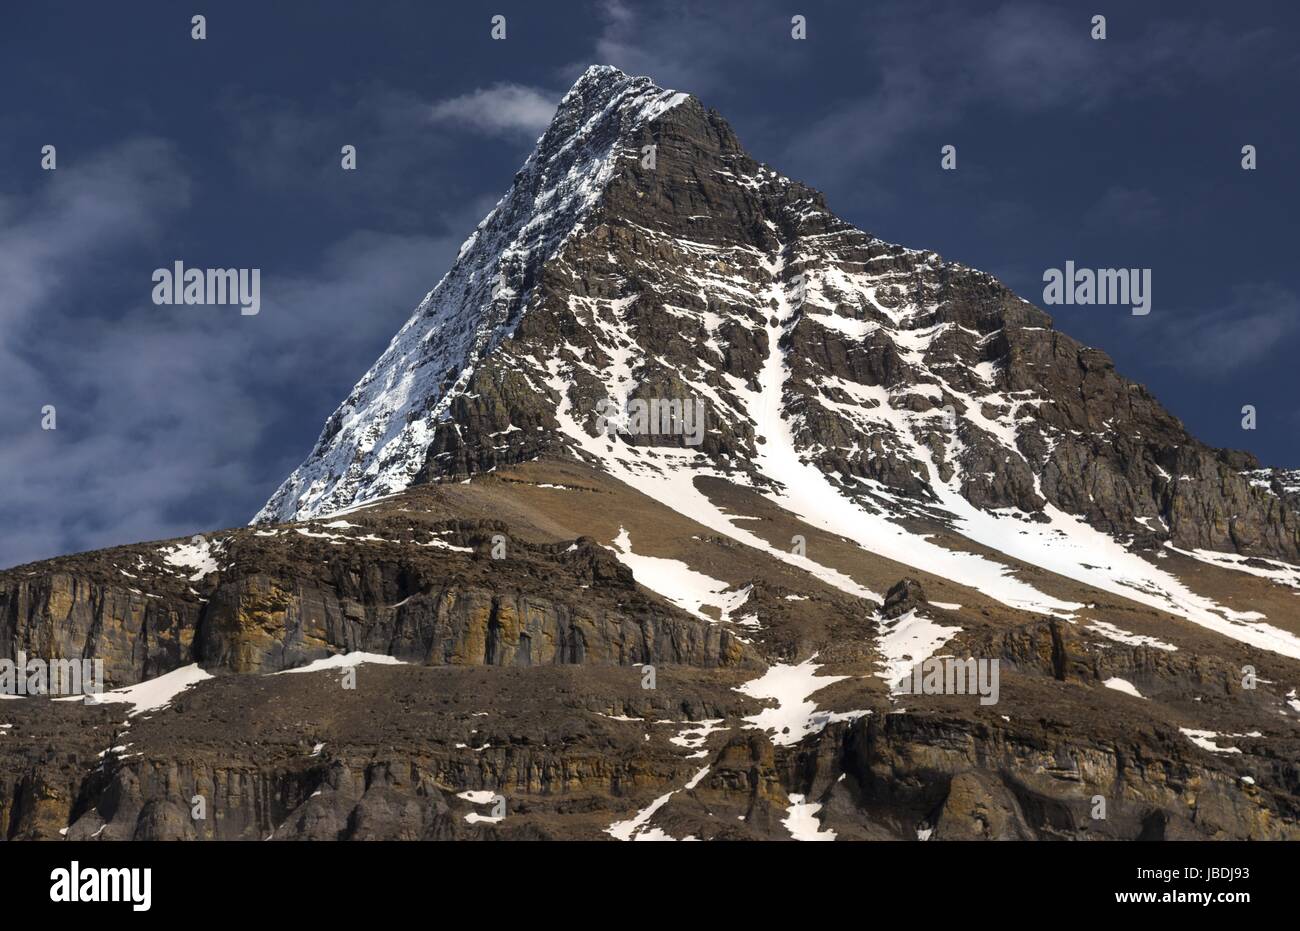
4, 66, 1300, 841
0, 516, 749, 686
262, 65, 1296, 567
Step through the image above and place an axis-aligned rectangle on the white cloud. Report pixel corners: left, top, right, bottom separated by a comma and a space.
1155, 283, 1299, 376
428, 83, 557, 139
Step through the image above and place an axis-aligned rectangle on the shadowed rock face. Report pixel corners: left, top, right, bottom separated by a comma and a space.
2, 67, 1299, 842
2, 640, 1297, 841
0, 520, 753, 688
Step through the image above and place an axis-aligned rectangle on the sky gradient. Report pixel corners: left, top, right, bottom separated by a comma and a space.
2, 0, 1297, 568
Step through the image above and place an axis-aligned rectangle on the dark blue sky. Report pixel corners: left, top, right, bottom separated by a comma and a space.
2, 0, 1297, 568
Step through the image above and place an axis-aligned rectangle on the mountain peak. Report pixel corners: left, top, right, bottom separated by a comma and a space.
541, 64, 689, 152
575, 62, 628, 81
568, 63, 634, 93
562, 64, 667, 104
255, 67, 691, 525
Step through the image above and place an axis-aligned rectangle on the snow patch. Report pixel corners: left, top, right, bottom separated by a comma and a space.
877, 609, 960, 693
783, 794, 835, 841
89, 664, 213, 716
605, 765, 710, 841
276, 652, 407, 675
609, 527, 749, 623
1102, 677, 1144, 699
735, 657, 867, 746
1087, 621, 1178, 652
159, 538, 220, 581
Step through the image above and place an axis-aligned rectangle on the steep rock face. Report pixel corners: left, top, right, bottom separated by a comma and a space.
5, 643, 1285, 842
830, 709, 1297, 841
0, 571, 200, 685
257, 67, 690, 524
0, 518, 750, 687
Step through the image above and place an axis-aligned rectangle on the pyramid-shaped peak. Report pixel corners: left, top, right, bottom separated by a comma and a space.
255, 69, 695, 525
565, 64, 661, 99
572, 63, 632, 86
542, 65, 690, 146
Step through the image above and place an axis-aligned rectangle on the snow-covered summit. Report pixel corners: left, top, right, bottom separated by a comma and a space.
256, 66, 689, 523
